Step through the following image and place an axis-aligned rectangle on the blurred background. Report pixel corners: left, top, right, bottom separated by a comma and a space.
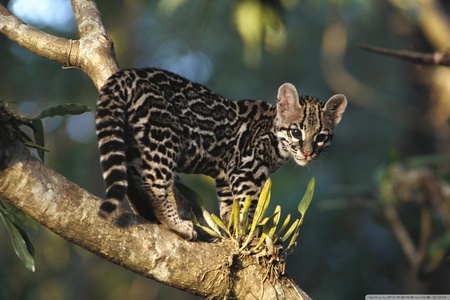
1, 0, 450, 299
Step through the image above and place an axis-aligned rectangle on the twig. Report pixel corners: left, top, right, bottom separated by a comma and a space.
359, 44, 450, 66
384, 206, 420, 269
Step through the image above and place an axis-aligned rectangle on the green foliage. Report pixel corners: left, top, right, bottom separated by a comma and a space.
0, 200, 37, 272
3, 102, 92, 162
341, 152, 450, 275
32, 103, 91, 119
0, 102, 91, 271
26, 103, 92, 162
195, 177, 316, 260
424, 233, 450, 273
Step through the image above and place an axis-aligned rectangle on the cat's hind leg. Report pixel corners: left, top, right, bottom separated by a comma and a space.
142, 167, 197, 240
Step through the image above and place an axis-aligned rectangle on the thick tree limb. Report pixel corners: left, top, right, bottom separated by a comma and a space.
0, 107, 310, 299
0, 1, 118, 90
0, 4, 72, 63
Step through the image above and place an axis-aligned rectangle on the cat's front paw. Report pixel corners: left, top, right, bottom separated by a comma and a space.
171, 220, 197, 241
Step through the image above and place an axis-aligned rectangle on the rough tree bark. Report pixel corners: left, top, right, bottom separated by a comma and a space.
0, 1, 310, 299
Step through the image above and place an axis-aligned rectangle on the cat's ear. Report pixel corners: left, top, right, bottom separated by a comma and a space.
323, 94, 347, 126
277, 83, 301, 122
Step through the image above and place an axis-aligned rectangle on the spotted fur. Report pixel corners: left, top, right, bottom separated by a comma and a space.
95, 68, 347, 240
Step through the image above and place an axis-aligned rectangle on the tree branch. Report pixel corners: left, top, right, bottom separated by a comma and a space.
0, 4, 73, 65
0, 107, 310, 299
68, 0, 119, 88
0, 1, 118, 90
358, 44, 450, 67
71, 0, 105, 39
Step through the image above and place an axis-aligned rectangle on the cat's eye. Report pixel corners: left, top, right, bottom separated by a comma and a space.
315, 134, 328, 143
290, 129, 302, 140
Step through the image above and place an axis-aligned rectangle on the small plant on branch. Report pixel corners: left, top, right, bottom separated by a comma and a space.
193, 177, 316, 279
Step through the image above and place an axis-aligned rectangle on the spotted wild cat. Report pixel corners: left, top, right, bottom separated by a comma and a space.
95, 68, 347, 240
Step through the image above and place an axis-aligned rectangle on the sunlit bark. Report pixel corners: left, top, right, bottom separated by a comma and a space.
0, 1, 118, 90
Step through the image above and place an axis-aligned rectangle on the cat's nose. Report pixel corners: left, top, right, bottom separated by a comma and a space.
302, 150, 312, 157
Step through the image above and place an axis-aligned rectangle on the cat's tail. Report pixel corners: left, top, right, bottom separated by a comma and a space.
95, 71, 129, 218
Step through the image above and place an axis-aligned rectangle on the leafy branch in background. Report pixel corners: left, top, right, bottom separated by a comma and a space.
0, 102, 91, 271
319, 151, 450, 277
379, 154, 450, 277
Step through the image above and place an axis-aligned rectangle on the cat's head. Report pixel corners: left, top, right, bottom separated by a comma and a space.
275, 83, 347, 166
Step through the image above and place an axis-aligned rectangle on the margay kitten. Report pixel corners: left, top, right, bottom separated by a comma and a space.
96, 68, 347, 240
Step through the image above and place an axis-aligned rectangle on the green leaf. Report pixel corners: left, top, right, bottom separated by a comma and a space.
298, 177, 315, 216
252, 179, 272, 227
31, 118, 46, 161
232, 199, 240, 239
0, 207, 35, 272
22, 119, 50, 160
274, 213, 291, 243
254, 233, 267, 250
240, 179, 272, 250
211, 214, 231, 237
0, 200, 38, 230
253, 211, 279, 250
192, 214, 221, 238
33, 103, 91, 119
281, 219, 299, 244
269, 205, 281, 239
201, 208, 222, 236
240, 195, 252, 235
263, 212, 279, 235
286, 224, 301, 251
285, 177, 316, 251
